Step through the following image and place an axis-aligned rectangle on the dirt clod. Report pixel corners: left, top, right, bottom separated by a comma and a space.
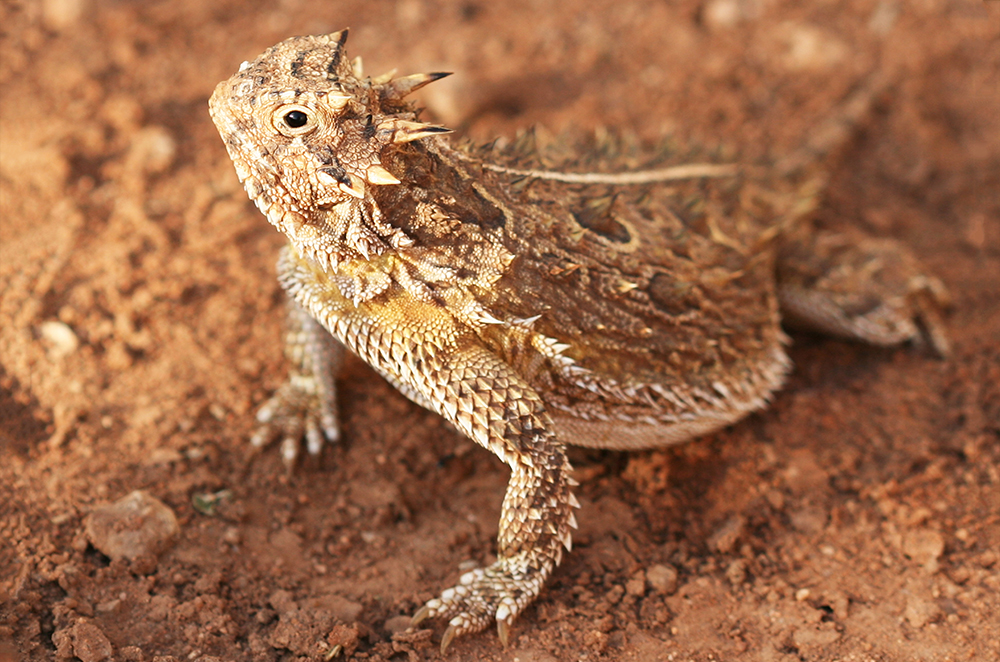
84, 490, 179, 562
647, 563, 679, 595
902, 527, 946, 569
52, 621, 113, 662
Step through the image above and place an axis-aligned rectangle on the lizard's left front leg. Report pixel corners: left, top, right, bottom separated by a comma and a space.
403, 342, 579, 651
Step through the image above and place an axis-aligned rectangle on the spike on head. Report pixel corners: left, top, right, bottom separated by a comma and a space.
337, 172, 366, 198
379, 71, 452, 101
377, 118, 452, 144
371, 68, 398, 85
365, 163, 401, 185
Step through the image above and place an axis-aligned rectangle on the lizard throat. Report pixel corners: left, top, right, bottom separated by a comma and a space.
253, 183, 413, 271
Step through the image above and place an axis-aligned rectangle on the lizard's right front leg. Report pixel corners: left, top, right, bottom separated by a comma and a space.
251, 296, 343, 469
321, 306, 579, 650
397, 343, 579, 651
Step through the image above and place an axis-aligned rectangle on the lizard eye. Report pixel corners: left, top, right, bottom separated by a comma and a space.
272, 104, 317, 137
284, 110, 308, 128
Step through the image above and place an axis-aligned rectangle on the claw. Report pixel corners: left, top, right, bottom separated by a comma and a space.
280, 436, 298, 471
410, 552, 552, 649
913, 287, 951, 358
305, 421, 324, 455
410, 604, 433, 627
496, 616, 510, 647
440, 623, 458, 654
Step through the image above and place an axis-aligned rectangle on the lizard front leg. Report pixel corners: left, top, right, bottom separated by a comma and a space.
323, 305, 579, 649
402, 344, 578, 651
251, 295, 343, 468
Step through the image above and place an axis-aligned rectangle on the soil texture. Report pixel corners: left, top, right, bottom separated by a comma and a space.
2, 1, 999, 660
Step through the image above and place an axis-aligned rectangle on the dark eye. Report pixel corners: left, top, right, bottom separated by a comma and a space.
272, 105, 317, 137
284, 110, 308, 128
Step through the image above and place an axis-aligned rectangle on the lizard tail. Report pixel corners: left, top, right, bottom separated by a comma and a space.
775, 71, 892, 177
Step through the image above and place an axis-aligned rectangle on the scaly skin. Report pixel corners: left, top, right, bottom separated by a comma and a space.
208, 30, 949, 650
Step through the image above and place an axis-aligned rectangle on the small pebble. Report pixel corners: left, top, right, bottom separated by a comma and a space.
85, 490, 179, 561
222, 526, 242, 545
978, 550, 997, 568
327, 623, 361, 657
66, 621, 114, 662
902, 528, 945, 569
904, 593, 941, 628
792, 625, 840, 647
42, 0, 85, 31
625, 570, 647, 597
702, 0, 753, 29
119, 646, 144, 662
128, 126, 176, 175
39, 320, 79, 359
646, 563, 679, 595
726, 559, 748, 586
708, 515, 746, 553
776, 22, 848, 71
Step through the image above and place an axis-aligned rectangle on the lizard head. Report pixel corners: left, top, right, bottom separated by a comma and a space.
209, 30, 451, 268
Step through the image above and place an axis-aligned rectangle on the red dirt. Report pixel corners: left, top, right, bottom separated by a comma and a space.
2, 1, 998, 661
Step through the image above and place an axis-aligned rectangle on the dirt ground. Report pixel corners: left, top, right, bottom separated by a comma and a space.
2, 1, 998, 660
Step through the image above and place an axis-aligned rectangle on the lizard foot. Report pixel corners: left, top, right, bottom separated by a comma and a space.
250, 372, 339, 470
778, 234, 952, 357
411, 554, 550, 653
899, 274, 951, 358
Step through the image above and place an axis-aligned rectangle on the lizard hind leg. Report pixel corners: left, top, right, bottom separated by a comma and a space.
776, 226, 951, 356
250, 297, 344, 470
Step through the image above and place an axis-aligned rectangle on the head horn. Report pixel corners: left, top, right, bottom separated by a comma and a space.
380, 71, 452, 101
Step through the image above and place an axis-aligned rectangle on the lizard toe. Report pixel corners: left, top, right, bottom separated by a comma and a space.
413, 558, 549, 651
250, 376, 339, 467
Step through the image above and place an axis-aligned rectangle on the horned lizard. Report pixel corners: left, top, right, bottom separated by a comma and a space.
208, 30, 949, 651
